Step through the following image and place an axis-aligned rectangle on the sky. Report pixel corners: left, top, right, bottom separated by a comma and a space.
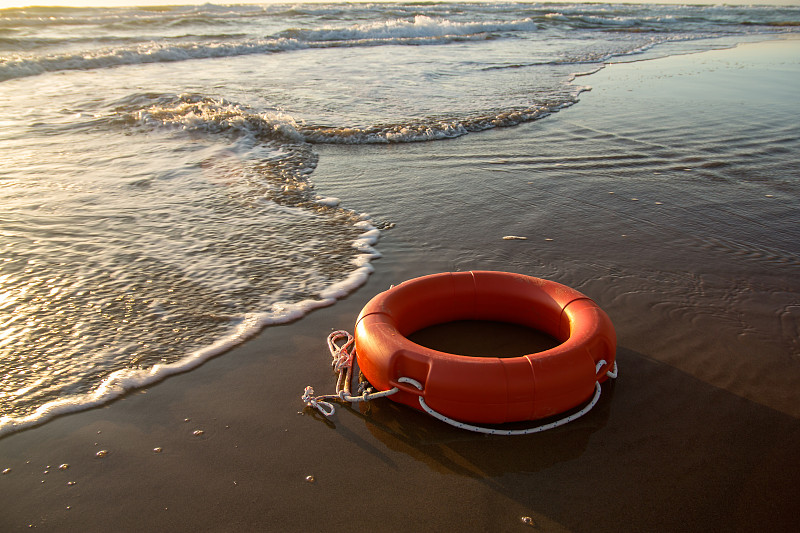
0, 0, 798, 8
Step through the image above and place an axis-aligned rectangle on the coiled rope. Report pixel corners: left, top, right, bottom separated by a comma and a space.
302, 330, 618, 434
301, 330, 399, 417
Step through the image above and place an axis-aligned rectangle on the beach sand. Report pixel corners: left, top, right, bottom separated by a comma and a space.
2, 37, 799, 532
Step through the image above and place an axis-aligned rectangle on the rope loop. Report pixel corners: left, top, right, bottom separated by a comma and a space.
595, 359, 619, 379
301, 386, 336, 417
395, 362, 619, 435
397, 376, 424, 390
327, 330, 354, 372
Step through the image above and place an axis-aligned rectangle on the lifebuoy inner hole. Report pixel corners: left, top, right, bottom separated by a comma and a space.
407, 320, 561, 359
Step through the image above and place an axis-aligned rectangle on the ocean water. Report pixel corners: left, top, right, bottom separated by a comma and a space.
1, 2, 798, 436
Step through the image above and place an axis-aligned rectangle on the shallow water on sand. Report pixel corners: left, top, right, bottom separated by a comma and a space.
408, 320, 560, 358
1, 3, 798, 434
315, 39, 800, 416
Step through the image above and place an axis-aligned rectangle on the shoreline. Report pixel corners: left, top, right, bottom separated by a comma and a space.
2, 37, 799, 532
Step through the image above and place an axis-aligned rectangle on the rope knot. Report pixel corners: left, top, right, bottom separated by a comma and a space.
301, 385, 315, 404
302, 385, 336, 417
332, 349, 352, 372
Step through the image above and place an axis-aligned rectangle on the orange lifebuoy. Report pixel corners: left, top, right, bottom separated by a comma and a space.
354, 271, 616, 425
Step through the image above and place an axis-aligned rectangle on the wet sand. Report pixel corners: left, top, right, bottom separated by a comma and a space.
2, 38, 799, 532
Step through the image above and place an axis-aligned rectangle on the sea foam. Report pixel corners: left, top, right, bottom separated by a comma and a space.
0, 220, 381, 438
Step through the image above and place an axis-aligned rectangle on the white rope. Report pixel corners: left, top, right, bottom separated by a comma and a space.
301, 386, 335, 417
303, 331, 619, 433
302, 331, 399, 417
397, 359, 618, 436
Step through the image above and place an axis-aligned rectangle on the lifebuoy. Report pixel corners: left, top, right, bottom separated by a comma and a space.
354, 271, 616, 425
